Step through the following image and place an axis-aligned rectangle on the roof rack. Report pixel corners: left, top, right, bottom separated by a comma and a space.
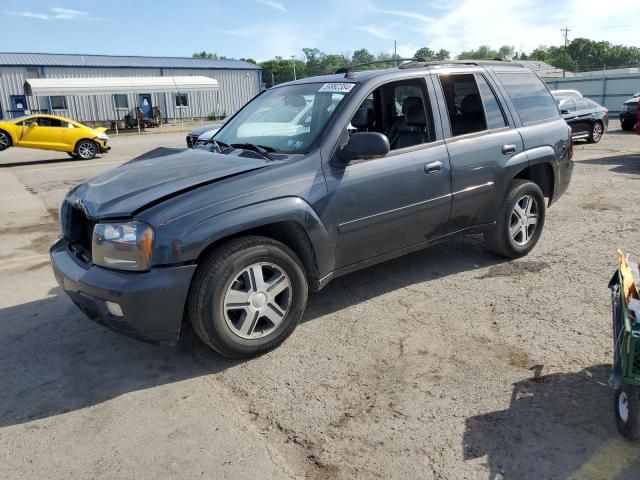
335, 58, 426, 78
399, 58, 523, 69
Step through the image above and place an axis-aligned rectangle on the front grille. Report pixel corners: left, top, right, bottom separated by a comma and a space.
633, 337, 640, 376
61, 201, 95, 262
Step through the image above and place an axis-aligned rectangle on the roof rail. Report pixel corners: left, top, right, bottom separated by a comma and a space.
335, 58, 425, 78
399, 58, 523, 69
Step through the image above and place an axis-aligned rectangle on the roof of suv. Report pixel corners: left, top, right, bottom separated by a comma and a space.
276, 60, 526, 88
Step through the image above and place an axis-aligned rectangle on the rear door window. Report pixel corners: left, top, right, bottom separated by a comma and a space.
474, 74, 507, 129
574, 99, 590, 111
496, 72, 559, 125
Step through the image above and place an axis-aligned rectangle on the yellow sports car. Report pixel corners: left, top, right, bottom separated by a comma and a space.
0, 114, 110, 159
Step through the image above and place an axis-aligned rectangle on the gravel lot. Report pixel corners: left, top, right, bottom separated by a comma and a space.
1, 123, 639, 479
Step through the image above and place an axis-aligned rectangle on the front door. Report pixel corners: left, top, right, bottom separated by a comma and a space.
11, 95, 28, 118
18, 116, 67, 149
325, 77, 452, 268
139, 94, 152, 118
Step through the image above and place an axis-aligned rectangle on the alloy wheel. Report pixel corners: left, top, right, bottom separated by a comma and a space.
509, 194, 539, 246
78, 142, 97, 159
223, 262, 292, 339
592, 123, 603, 142
0, 132, 9, 149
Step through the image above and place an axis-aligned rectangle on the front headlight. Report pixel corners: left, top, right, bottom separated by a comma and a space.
92, 221, 154, 271
96, 132, 109, 141
622, 105, 628, 113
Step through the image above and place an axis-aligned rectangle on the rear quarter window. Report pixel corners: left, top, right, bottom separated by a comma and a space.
496, 72, 559, 125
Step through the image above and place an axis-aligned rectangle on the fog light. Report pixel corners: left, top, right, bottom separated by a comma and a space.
105, 301, 123, 317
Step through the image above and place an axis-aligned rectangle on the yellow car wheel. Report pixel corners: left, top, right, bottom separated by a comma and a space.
0, 130, 11, 151
75, 140, 97, 160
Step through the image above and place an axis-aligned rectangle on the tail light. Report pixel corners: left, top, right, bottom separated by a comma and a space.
604, 108, 609, 115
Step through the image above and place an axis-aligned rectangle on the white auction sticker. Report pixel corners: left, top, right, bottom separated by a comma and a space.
318, 83, 356, 93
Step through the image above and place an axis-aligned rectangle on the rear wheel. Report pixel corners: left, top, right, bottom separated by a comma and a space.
75, 140, 97, 160
0, 130, 11, 151
188, 236, 308, 359
615, 386, 640, 441
485, 179, 546, 258
588, 121, 604, 143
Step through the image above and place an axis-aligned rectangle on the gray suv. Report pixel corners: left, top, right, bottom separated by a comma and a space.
50, 60, 573, 358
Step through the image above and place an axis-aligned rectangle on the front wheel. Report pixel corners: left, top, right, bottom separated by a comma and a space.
485, 179, 546, 258
588, 121, 604, 143
188, 236, 308, 359
75, 140, 97, 160
621, 120, 635, 132
615, 386, 640, 441
0, 130, 11, 151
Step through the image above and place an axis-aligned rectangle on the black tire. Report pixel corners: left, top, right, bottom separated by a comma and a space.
188, 236, 308, 359
485, 179, 546, 258
587, 121, 604, 143
621, 120, 635, 132
0, 129, 11, 151
615, 386, 640, 441
75, 139, 98, 160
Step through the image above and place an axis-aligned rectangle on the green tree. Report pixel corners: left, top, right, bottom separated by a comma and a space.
434, 49, 450, 60
192, 51, 218, 59
240, 58, 257, 64
352, 48, 375, 66
497, 45, 515, 60
457, 45, 499, 60
529, 46, 550, 62
414, 47, 435, 60
302, 47, 326, 76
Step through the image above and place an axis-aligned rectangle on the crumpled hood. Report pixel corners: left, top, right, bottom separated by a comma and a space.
188, 122, 223, 137
66, 148, 269, 218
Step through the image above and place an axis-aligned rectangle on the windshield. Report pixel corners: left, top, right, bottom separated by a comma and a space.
214, 82, 354, 154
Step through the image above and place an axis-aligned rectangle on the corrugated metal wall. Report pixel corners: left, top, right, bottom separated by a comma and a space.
545, 74, 640, 113
0, 65, 260, 123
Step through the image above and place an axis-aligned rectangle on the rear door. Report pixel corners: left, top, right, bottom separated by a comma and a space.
434, 71, 524, 232
571, 98, 594, 136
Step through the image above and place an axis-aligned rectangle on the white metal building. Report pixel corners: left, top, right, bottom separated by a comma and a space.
0, 52, 262, 123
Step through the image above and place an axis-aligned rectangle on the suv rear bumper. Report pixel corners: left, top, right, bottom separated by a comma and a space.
50, 238, 196, 345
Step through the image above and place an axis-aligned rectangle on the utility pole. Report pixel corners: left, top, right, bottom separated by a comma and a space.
561, 26, 571, 78
291, 55, 297, 80
394, 40, 397, 67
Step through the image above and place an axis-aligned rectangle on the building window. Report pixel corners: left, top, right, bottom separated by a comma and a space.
50, 96, 68, 110
26, 67, 40, 79
113, 94, 128, 109
175, 93, 189, 108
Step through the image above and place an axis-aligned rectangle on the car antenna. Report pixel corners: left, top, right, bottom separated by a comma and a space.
335, 58, 426, 79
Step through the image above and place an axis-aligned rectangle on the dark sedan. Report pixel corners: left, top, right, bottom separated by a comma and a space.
556, 97, 608, 143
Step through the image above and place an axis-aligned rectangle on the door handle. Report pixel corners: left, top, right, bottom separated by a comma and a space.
424, 161, 443, 174
502, 144, 517, 155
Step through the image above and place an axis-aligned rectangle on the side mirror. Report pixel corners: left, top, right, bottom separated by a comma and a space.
336, 132, 390, 164
560, 109, 569, 114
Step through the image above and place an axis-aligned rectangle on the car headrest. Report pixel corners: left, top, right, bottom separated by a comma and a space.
405, 104, 426, 127
284, 94, 306, 108
461, 93, 483, 114
351, 108, 372, 128
402, 96, 422, 114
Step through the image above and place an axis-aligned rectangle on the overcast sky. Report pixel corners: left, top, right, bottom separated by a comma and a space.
1, 0, 639, 61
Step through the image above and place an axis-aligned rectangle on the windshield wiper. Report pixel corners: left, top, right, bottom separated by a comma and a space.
230, 143, 275, 161
210, 139, 229, 153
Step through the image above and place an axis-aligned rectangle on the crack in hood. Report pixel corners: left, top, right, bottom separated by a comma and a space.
66, 148, 270, 219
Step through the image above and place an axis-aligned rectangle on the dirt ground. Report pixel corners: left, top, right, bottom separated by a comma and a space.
0, 123, 639, 479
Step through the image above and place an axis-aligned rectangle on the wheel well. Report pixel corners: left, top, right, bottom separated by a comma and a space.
514, 163, 554, 202
194, 221, 321, 291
